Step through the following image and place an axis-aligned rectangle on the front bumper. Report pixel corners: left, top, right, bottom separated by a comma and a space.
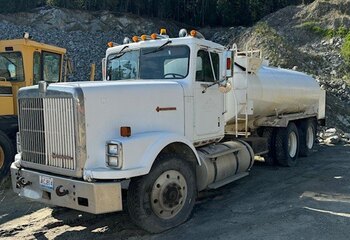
11, 163, 122, 214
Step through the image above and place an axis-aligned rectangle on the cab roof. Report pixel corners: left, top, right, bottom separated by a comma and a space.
106, 36, 226, 55
0, 39, 66, 54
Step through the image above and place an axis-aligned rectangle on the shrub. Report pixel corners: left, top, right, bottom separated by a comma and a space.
299, 22, 349, 38
341, 33, 350, 65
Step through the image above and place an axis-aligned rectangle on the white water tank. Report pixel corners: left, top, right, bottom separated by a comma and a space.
225, 64, 325, 126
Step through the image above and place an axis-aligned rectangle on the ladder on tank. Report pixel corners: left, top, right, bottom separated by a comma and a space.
232, 43, 263, 138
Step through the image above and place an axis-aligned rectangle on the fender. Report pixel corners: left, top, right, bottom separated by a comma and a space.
84, 131, 200, 180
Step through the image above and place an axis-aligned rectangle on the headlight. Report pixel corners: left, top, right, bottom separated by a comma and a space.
108, 144, 119, 155
106, 141, 123, 169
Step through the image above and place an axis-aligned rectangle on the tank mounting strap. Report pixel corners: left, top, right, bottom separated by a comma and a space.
203, 148, 242, 159
208, 172, 249, 189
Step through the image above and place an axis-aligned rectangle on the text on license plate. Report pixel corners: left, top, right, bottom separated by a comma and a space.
39, 175, 53, 189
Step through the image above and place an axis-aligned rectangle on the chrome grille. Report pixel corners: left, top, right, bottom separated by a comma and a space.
19, 98, 45, 165
19, 98, 76, 170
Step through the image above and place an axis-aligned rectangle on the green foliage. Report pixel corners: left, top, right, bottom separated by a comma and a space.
300, 22, 350, 38
341, 33, 350, 65
0, 0, 315, 27
337, 26, 348, 38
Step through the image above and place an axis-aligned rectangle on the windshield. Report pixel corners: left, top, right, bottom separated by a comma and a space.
107, 50, 139, 80
0, 52, 24, 82
106, 45, 190, 81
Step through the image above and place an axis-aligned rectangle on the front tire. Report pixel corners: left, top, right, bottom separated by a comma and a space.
0, 131, 15, 179
127, 154, 196, 233
275, 123, 299, 167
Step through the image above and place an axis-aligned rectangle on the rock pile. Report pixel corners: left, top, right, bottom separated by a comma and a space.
319, 128, 350, 145
0, 7, 182, 81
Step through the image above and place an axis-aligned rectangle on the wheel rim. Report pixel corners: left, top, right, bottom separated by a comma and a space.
0, 146, 4, 169
151, 170, 187, 219
306, 126, 314, 149
288, 131, 298, 158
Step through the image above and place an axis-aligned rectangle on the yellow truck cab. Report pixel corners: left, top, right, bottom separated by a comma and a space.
0, 35, 67, 179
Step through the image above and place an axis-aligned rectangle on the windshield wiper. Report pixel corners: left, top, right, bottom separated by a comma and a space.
109, 45, 130, 61
143, 40, 172, 55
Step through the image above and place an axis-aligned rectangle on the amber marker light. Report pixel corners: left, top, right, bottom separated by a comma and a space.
141, 35, 147, 41
132, 36, 139, 42
160, 28, 167, 35
120, 126, 131, 137
151, 33, 157, 40
190, 30, 197, 37
107, 42, 114, 47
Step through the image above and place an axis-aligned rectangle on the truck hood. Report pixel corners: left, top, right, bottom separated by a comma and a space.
16, 80, 185, 175
56, 80, 185, 169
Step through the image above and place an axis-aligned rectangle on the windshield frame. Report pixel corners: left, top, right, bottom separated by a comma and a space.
106, 44, 191, 81
0, 51, 25, 82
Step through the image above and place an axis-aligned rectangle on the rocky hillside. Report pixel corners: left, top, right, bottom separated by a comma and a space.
1, 0, 349, 131
204, 0, 350, 131
0, 7, 183, 81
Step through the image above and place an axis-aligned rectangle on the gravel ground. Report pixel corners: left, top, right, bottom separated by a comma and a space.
1, 143, 350, 239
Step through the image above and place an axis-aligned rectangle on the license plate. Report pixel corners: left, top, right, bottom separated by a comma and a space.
39, 175, 53, 190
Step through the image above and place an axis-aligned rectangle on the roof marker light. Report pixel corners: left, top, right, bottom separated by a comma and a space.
132, 36, 139, 42
160, 28, 167, 35
141, 35, 148, 41
190, 30, 197, 37
190, 30, 205, 39
151, 33, 157, 40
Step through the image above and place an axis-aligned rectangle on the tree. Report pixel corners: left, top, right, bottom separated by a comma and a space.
0, 0, 315, 27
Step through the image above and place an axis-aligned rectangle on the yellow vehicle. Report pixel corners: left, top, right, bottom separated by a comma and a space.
0, 34, 68, 179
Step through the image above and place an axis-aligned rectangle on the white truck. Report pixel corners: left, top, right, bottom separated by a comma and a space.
11, 29, 325, 233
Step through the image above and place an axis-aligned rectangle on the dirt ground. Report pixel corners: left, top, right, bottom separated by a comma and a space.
1, 143, 350, 240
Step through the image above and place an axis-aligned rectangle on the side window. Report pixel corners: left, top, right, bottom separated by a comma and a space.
196, 50, 219, 82
33, 51, 41, 84
43, 52, 61, 82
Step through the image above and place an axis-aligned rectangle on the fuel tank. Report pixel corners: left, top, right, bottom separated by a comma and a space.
196, 140, 254, 191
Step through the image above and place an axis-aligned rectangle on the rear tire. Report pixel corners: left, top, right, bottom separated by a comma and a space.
275, 123, 299, 167
262, 127, 276, 165
127, 154, 196, 233
0, 131, 15, 179
299, 119, 316, 157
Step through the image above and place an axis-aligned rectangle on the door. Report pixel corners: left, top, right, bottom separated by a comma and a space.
193, 49, 225, 141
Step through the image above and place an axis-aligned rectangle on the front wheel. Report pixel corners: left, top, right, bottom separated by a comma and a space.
275, 123, 299, 167
127, 154, 196, 233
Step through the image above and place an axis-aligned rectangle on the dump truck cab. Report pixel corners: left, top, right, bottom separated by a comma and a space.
0, 35, 67, 179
